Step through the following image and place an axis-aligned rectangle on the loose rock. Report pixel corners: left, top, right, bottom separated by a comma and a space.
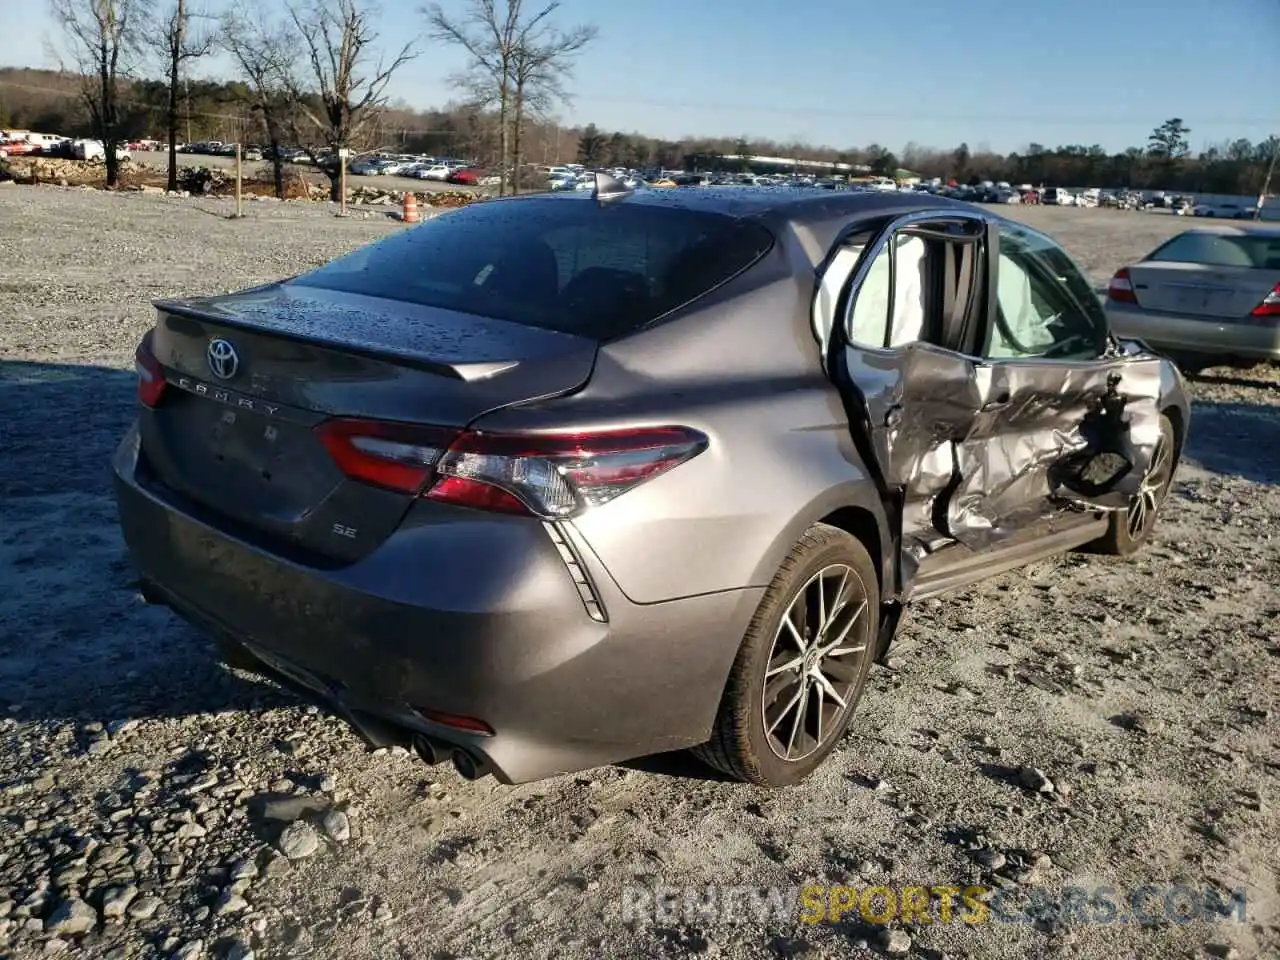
43, 898, 97, 937
277, 821, 320, 860
321, 809, 351, 843
100, 884, 138, 919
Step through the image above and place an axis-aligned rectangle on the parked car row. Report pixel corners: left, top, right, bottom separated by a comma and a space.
346, 153, 494, 187
0, 132, 132, 162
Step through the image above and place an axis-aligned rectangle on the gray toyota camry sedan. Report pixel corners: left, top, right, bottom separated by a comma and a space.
114, 183, 1189, 787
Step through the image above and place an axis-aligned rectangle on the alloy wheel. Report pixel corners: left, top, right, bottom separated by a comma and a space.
761, 564, 871, 762
1126, 432, 1174, 539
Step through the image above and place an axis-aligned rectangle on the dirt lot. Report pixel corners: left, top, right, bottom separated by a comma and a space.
0, 186, 1277, 960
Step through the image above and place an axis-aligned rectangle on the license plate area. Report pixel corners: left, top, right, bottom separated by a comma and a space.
147, 392, 343, 523
208, 406, 301, 482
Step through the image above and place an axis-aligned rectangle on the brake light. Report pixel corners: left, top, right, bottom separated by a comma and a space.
425, 426, 709, 518
315, 418, 457, 494
1249, 282, 1280, 319
135, 335, 167, 408
313, 417, 706, 514
317, 420, 708, 516
1107, 267, 1137, 304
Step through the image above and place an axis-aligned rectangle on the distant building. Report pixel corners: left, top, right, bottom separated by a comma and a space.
690, 153, 872, 175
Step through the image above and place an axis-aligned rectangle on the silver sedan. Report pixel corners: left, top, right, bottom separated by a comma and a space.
1104, 224, 1280, 374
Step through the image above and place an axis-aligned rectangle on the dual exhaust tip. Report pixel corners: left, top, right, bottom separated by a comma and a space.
411, 733, 488, 781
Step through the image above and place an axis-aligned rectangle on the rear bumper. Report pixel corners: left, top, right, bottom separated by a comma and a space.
112, 425, 762, 783
1105, 301, 1280, 362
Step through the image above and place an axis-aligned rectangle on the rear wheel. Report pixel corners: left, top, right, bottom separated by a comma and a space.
694, 524, 878, 786
1089, 413, 1177, 556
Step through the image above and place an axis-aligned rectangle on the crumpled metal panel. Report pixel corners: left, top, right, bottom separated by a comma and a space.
845, 343, 1163, 553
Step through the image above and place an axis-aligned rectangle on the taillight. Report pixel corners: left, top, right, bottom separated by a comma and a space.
1248, 282, 1280, 320
425, 426, 708, 518
1107, 267, 1138, 304
316, 418, 456, 494
135, 335, 167, 407
316, 419, 708, 518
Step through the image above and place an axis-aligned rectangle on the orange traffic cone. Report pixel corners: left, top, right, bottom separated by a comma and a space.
402, 191, 420, 224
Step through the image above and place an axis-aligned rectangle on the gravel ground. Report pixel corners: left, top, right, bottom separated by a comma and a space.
0, 185, 1277, 960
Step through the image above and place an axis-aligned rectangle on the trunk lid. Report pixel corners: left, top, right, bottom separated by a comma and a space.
1127, 262, 1280, 320
139, 284, 597, 563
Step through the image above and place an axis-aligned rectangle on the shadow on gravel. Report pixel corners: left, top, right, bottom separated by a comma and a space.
1185, 399, 1280, 486
1186, 369, 1279, 392
0, 358, 298, 729
618, 750, 734, 782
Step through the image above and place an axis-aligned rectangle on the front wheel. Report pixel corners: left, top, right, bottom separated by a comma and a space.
1089, 413, 1178, 556
694, 524, 879, 787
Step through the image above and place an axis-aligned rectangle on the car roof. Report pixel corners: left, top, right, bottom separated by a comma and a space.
1177, 223, 1280, 237
490, 185, 973, 225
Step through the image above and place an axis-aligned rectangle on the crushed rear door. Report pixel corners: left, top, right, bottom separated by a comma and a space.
816, 213, 1165, 587
846, 343, 1164, 560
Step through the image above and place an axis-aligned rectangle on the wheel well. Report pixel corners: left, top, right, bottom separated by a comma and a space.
819, 506, 883, 591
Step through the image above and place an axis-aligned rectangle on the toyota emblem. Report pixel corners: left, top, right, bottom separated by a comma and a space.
206, 338, 239, 380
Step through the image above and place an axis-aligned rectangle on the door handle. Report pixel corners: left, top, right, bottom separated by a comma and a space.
980, 393, 1011, 412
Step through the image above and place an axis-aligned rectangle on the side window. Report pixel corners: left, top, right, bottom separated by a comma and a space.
845, 233, 930, 348
985, 223, 1107, 360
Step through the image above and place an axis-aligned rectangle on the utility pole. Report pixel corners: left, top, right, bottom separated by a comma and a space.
1256, 135, 1277, 221
337, 147, 349, 217
234, 141, 242, 218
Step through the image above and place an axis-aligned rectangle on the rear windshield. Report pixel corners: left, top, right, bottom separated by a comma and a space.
290, 197, 774, 339
1147, 231, 1280, 269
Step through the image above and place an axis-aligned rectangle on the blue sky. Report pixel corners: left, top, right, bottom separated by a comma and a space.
3, 0, 1277, 153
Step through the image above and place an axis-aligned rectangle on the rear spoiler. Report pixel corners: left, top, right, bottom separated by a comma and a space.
153, 298, 521, 383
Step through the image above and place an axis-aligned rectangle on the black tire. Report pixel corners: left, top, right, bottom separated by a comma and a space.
1088, 413, 1178, 557
694, 524, 879, 787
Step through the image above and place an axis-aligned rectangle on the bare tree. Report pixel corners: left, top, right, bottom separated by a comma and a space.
151, 0, 214, 192
424, 0, 520, 195
283, 0, 417, 200
508, 5, 595, 191
425, 1, 595, 194
222, 3, 296, 198
47, 0, 149, 187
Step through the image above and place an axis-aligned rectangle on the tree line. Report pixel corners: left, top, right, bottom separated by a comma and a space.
3, 7, 1276, 200
576, 118, 1277, 197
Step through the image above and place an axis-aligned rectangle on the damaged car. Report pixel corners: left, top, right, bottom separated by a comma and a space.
113, 181, 1188, 788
